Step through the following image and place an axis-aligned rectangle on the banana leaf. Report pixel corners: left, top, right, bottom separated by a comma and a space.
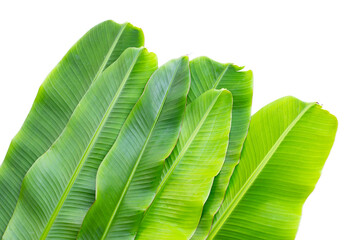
77, 56, 190, 240
207, 96, 338, 240
3, 47, 157, 239
188, 57, 253, 239
135, 89, 233, 240
0, 20, 144, 237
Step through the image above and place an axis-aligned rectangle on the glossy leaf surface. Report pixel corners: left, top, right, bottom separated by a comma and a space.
188, 57, 253, 239
3, 47, 157, 239
208, 96, 338, 240
0, 20, 144, 237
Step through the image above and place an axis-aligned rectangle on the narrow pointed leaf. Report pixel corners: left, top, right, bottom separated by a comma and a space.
3, 48, 157, 239
77, 56, 190, 240
135, 89, 233, 240
0, 20, 144, 236
188, 57, 253, 239
208, 96, 338, 240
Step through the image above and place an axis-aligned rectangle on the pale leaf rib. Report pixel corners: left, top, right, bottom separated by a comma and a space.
93, 23, 128, 84
212, 64, 229, 89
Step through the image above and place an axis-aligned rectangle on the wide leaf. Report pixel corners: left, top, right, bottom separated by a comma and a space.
3, 47, 157, 239
0, 20, 144, 236
208, 96, 338, 240
188, 57, 253, 239
78, 56, 190, 240
135, 89, 233, 240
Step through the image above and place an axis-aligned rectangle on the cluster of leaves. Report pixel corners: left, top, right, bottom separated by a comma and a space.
0, 20, 337, 240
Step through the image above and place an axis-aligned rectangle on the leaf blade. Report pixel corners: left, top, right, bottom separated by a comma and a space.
208, 96, 338, 240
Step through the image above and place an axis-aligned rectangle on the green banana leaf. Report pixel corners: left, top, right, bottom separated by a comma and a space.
0, 20, 144, 237
188, 57, 253, 239
135, 89, 233, 240
3, 47, 157, 239
77, 56, 190, 240
207, 96, 338, 240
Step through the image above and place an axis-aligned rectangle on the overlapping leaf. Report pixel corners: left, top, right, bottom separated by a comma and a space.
135, 89, 233, 240
0, 20, 144, 237
77, 56, 190, 240
207, 96, 338, 240
3, 47, 157, 239
0, 19, 339, 240
188, 57, 253, 239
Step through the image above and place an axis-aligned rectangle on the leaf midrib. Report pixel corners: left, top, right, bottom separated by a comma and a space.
135, 91, 222, 238
100, 60, 183, 240
39, 45, 140, 239
212, 64, 229, 89
93, 23, 128, 85
207, 102, 315, 240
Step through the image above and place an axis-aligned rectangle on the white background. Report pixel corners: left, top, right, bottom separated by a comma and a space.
0, 1, 359, 239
